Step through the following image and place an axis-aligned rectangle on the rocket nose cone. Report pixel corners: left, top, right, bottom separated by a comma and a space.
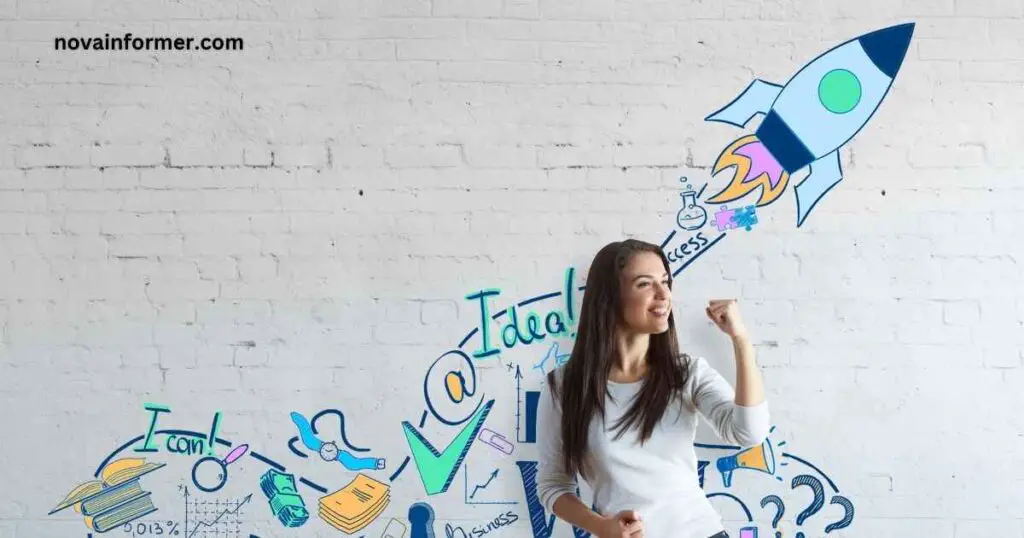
859, 23, 915, 78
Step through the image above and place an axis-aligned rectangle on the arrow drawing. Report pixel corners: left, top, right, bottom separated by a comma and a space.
183, 487, 252, 538
463, 464, 517, 505
469, 468, 500, 499
514, 365, 524, 443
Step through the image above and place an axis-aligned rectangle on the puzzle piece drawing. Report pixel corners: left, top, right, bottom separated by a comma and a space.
713, 205, 759, 232
713, 206, 738, 231
732, 205, 758, 231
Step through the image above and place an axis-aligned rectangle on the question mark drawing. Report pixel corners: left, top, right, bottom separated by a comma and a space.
759, 495, 785, 538
824, 495, 855, 533
790, 474, 825, 537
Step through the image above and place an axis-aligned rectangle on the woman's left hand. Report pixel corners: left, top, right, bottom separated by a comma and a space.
706, 299, 749, 340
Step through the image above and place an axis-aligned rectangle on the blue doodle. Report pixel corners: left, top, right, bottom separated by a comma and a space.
515, 370, 540, 444
760, 495, 785, 535
464, 464, 517, 505
408, 502, 436, 538
289, 412, 385, 471
515, 461, 592, 538
531, 341, 571, 374
470, 468, 499, 499
424, 349, 484, 427
791, 475, 826, 526
706, 492, 754, 521
732, 205, 758, 230
824, 495, 854, 533
676, 180, 709, 231
713, 205, 758, 232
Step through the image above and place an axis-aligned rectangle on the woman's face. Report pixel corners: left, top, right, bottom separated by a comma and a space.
619, 251, 673, 334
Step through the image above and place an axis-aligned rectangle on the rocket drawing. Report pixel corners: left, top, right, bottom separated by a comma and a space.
703, 23, 915, 227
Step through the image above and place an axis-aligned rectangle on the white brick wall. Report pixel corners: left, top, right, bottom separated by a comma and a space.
2, 1, 1023, 537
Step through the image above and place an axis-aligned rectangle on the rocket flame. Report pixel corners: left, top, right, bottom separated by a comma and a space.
705, 134, 790, 206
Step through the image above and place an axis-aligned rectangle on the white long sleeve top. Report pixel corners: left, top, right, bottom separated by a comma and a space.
536, 354, 771, 538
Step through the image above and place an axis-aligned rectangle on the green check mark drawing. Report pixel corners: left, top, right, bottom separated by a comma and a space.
402, 399, 495, 495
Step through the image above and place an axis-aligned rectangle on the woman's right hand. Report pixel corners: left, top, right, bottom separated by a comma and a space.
595, 510, 644, 538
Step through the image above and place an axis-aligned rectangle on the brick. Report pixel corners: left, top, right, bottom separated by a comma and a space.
0, 170, 27, 190
464, 145, 537, 168
0, 214, 25, 233
176, 213, 252, 234
303, 19, 466, 40
962, 60, 1024, 82
503, 0, 539, 18
90, 145, 165, 167
47, 191, 122, 212
438, 61, 545, 83
956, 0, 1024, 16
108, 234, 183, 257
538, 145, 615, 168
65, 168, 139, 190
164, 367, 243, 390
0, 191, 46, 212
324, 40, 396, 61
145, 277, 219, 301
385, 145, 463, 168
59, 211, 102, 233
121, 190, 204, 212
202, 190, 281, 212
420, 299, 459, 324
433, 0, 503, 17
243, 144, 273, 167
101, 212, 177, 234
249, 213, 290, 233
918, 37, 1024, 61
183, 233, 262, 256
328, 144, 384, 168
167, 144, 245, 167
196, 258, 238, 280
15, 145, 90, 168
272, 145, 328, 168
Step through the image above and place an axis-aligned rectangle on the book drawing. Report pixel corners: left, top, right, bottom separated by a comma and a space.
49, 457, 165, 533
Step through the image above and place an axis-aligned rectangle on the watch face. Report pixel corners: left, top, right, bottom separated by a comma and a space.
320, 442, 339, 462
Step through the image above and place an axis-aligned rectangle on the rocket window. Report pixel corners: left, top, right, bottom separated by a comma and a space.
818, 69, 862, 114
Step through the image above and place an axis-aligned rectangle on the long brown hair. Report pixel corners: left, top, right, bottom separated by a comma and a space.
547, 239, 691, 480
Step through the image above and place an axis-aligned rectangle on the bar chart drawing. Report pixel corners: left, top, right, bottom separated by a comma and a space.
514, 366, 540, 444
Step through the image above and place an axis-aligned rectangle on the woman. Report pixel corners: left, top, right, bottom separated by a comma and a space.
537, 239, 771, 538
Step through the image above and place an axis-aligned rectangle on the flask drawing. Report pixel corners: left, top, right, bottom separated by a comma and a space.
676, 179, 708, 231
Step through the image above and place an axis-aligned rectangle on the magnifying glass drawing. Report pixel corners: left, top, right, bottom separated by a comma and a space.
191, 444, 249, 493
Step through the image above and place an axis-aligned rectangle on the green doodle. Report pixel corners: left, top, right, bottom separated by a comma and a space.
402, 400, 494, 495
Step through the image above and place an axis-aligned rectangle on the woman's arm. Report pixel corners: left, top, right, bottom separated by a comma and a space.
696, 299, 771, 447
551, 494, 608, 534
536, 375, 584, 514
708, 299, 766, 406
690, 354, 771, 447
731, 333, 765, 406
539, 373, 640, 538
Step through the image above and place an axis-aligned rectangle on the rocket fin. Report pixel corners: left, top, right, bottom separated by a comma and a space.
795, 150, 844, 228
705, 79, 783, 128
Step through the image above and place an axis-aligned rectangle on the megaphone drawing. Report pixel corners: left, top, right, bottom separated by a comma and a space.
716, 438, 776, 487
